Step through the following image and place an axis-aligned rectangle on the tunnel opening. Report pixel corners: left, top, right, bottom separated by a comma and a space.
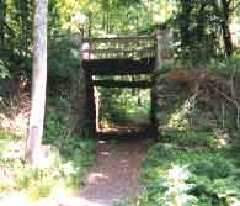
89, 74, 155, 138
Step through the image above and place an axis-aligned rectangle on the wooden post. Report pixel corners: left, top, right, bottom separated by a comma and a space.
26, 0, 48, 167
150, 78, 156, 136
94, 77, 99, 133
69, 33, 86, 135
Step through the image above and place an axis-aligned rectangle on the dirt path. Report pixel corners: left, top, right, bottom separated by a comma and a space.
33, 138, 152, 206
79, 138, 151, 205
58, 138, 151, 206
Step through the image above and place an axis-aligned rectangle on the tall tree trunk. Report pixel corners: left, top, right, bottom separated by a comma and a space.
20, 0, 30, 59
180, 0, 193, 50
222, 0, 232, 56
196, 4, 206, 42
26, 0, 48, 167
106, 0, 109, 34
101, 0, 107, 30
0, 0, 6, 47
222, 21, 232, 56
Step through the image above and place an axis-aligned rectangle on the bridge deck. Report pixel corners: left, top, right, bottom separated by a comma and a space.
82, 57, 155, 75
81, 36, 156, 75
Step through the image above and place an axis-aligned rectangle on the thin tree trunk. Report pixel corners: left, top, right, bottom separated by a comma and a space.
230, 74, 235, 98
222, 21, 232, 56
20, 0, 29, 59
26, 0, 48, 167
221, 0, 232, 56
180, 0, 193, 50
106, 0, 109, 34
0, 0, 6, 47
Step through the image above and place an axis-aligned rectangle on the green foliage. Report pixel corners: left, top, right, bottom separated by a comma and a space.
208, 56, 240, 76
0, 110, 95, 201
98, 87, 151, 127
138, 143, 240, 206
48, 37, 80, 79
172, 0, 230, 61
43, 111, 96, 186
165, 91, 195, 131
0, 59, 10, 79
0, 157, 57, 200
140, 166, 197, 206
161, 131, 217, 148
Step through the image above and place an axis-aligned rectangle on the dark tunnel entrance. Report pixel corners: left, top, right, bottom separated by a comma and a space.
86, 74, 156, 138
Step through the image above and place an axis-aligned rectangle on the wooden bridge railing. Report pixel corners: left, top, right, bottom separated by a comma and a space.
81, 36, 155, 60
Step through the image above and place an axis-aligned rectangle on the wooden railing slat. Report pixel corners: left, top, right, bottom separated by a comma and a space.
81, 47, 155, 53
82, 36, 154, 43
81, 36, 155, 60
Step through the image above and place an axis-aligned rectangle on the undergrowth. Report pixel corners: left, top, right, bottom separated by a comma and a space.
117, 130, 240, 206
160, 131, 217, 148
0, 111, 95, 203
139, 144, 240, 206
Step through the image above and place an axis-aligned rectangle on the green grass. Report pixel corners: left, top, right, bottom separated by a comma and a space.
0, 111, 96, 202
160, 131, 217, 148
138, 143, 240, 206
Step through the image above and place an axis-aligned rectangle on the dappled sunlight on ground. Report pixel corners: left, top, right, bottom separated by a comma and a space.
0, 188, 109, 206
34, 195, 108, 206
98, 123, 151, 134
76, 139, 152, 206
87, 173, 109, 185
0, 192, 31, 206
56, 196, 108, 206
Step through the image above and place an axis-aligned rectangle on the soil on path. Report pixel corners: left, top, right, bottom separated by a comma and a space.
77, 138, 152, 206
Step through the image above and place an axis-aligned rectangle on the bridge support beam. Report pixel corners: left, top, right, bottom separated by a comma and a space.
92, 79, 153, 89
75, 36, 96, 137
74, 52, 88, 136
85, 72, 97, 137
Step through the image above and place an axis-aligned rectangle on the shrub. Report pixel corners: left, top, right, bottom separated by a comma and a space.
140, 144, 240, 206
0, 59, 10, 79
0, 111, 96, 202
161, 131, 217, 148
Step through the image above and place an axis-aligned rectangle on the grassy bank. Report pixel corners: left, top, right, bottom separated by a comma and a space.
0, 112, 95, 203
118, 131, 240, 206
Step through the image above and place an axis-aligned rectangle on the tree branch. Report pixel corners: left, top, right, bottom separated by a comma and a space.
4, 22, 15, 37
230, 2, 240, 12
